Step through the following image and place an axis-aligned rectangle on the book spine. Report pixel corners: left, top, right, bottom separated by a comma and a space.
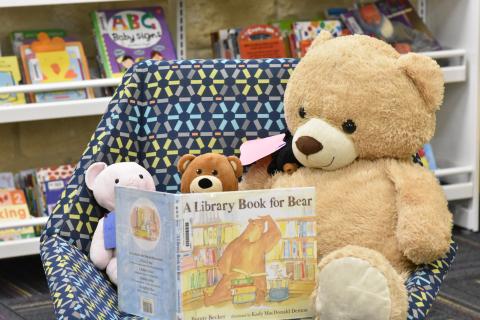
91, 11, 113, 78
175, 196, 183, 319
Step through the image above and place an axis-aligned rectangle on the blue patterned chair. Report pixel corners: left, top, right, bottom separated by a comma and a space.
40, 59, 457, 320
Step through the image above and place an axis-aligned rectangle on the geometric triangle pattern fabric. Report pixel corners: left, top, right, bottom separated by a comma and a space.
40, 59, 456, 320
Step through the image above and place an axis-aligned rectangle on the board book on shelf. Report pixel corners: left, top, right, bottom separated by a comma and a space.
117, 187, 316, 320
10, 29, 67, 56
0, 189, 35, 241
341, 0, 441, 53
19, 33, 93, 103
0, 56, 26, 105
91, 6, 176, 78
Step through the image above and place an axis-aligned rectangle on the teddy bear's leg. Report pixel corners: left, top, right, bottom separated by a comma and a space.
314, 245, 407, 320
106, 256, 118, 285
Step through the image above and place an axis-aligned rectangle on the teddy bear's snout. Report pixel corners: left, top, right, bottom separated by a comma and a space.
198, 178, 213, 189
295, 136, 323, 156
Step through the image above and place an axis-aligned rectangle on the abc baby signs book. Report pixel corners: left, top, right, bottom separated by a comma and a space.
116, 187, 316, 320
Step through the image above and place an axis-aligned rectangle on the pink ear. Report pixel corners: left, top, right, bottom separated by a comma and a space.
85, 162, 107, 190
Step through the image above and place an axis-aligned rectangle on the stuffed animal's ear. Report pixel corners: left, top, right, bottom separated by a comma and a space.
308, 30, 333, 51
85, 162, 107, 190
227, 156, 243, 178
397, 53, 444, 112
178, 154, 196, 174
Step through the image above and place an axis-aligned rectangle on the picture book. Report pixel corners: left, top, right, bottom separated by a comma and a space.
10, 29, 66, 55
20, 33, 93, 103
375, 0, 441, 52
341, 1, 441, 53
0, 189, 35, 241
92, 7, 176, 78
35, 164, 75, 216
0, 172, 15, 189
0, 56, 26, 105
418, 144, 437, 170
238, 25, 286, 59
293, 20, 344, 57
117, 187, 317, 320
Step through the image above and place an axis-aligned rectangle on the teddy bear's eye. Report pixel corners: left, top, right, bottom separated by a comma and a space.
196, 169, 202, 175
115, 178, 120, 184
298, 106, 306, 119
211, 170, 218, 176
342, 119, 357, 134
139, 174, 143, 179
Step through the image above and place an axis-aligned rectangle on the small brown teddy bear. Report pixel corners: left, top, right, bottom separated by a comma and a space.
177, 153, 243, 193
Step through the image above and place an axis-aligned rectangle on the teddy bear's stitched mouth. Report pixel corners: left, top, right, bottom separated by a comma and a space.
320, 157, 335, 168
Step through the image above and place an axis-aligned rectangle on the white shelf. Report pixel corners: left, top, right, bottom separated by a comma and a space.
0, 97, 111, 123
0, 78, 120, 95
0, 217, 48, 259
0, 216, 49, 231
0, 0, 132, 7
421, 49, 467, 83
0, 237, 41, 259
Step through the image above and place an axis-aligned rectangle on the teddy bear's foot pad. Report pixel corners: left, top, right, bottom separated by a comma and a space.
316, 256, 391, 320
315, 246, 407, 320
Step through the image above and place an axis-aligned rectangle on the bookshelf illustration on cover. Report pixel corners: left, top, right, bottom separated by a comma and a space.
117, 187, 316, 320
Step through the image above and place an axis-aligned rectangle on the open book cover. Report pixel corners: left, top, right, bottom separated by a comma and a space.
117, 187, 316, 320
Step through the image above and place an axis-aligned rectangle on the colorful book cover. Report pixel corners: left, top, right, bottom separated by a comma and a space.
117, 187, 316, 319
342, 2, 441, 54
92, 7, 176, 78
0, 56, 26, 105
10, 29, 66, 56
375, 0, 442, 52
0, 189, 35, 241
35, 164, 74, 216
293, 20, 344, 57
0, 172, 15, 189
238, 25, 286, 59
20, 33, 93, 103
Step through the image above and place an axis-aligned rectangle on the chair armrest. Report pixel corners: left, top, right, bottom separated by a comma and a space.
406, 241, 457, 319
40, 235, 141, 319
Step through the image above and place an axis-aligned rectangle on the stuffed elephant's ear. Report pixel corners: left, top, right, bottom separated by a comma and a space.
308, 30, 333, 51
85, 162, 108, 190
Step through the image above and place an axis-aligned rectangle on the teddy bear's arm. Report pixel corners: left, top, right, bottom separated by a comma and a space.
387, 161, 452, 265
239, 157, 275, 191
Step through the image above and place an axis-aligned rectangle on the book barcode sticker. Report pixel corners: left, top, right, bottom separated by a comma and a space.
29, 59, 43, 82
181, 219, 193, 251
141, 297, 154, 315
47, 180, 65, 190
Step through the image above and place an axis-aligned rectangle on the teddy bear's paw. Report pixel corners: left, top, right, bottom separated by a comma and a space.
314, 246, 407, 320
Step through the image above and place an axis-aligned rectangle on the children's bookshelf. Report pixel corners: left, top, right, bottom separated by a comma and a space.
0, 0, 478, 260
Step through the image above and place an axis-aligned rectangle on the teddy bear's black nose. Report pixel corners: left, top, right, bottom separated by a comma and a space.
295, 136, 323, 156
198, 178, 213, 189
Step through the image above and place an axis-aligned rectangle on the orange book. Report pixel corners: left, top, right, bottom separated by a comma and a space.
0, 189, 35, 240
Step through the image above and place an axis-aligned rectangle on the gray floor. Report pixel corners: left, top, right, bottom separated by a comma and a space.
0, 228, 477, 319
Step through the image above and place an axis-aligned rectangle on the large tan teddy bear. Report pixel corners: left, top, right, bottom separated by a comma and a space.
241, 32, 452, 320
